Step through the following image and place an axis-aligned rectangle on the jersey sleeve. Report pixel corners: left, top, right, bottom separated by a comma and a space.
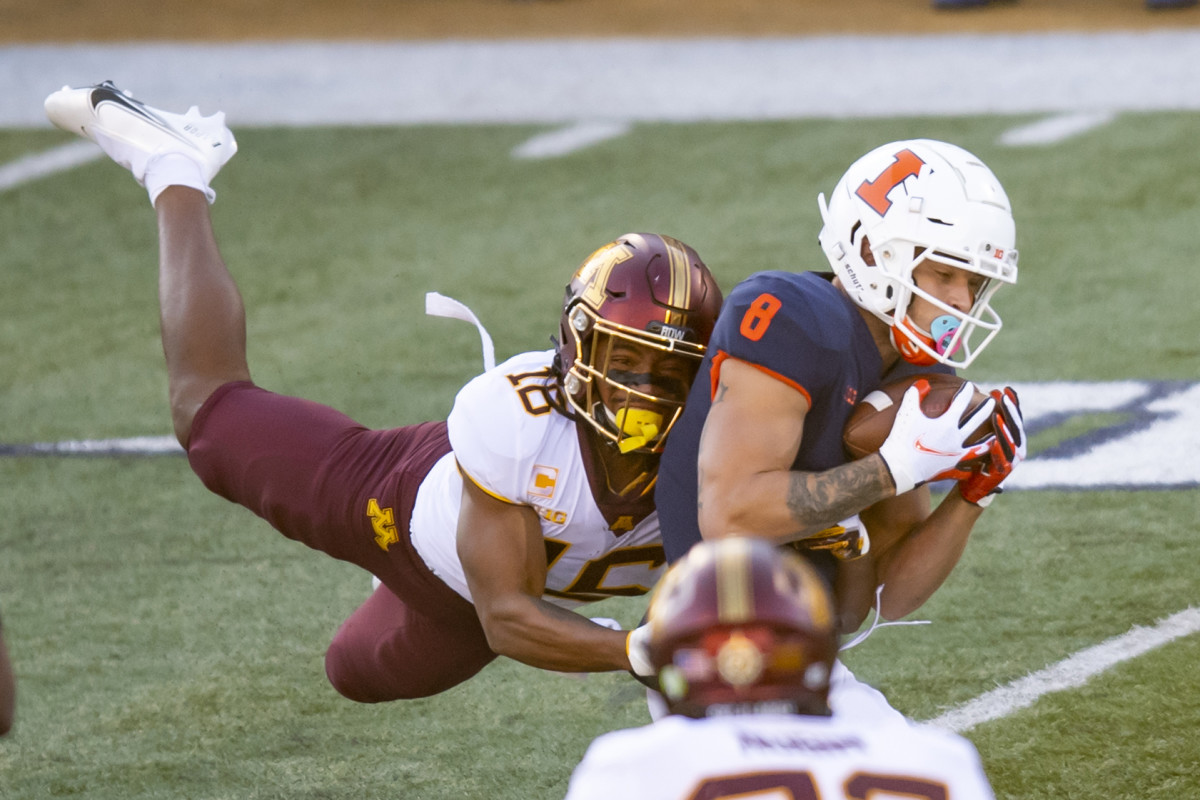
708, 272, 851, 401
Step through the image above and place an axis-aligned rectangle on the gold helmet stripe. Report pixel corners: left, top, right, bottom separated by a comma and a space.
660, 235, 693, 328
715, 538, 753, 623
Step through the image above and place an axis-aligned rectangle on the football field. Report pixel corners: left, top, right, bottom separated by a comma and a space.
2, 26, 1200, 800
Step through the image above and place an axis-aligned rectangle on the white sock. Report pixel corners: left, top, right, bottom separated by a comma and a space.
145, 152, 215, 206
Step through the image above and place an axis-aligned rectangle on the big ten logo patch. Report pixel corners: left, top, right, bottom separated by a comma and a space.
529, 465, 558, 498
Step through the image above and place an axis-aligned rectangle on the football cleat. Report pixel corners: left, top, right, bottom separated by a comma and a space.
44, 80, 236, 190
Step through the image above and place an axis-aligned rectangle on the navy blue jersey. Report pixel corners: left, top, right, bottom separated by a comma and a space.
657, 271, 949, 565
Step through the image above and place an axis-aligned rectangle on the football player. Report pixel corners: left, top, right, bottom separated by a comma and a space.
44, 82, 723, 701
655, 139, 1027, 635
564, 537, 997, 800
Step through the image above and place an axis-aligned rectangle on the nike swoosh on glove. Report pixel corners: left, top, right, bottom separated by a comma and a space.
878, 379, 996, 494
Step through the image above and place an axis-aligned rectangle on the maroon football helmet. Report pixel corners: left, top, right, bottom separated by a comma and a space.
556, 233, 722, 454
646, 538, 838, 718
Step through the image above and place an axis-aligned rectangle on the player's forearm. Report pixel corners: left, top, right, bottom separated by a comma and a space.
875, 492, 982, 619
699, 454, 894, 542
477, 596, 630, 673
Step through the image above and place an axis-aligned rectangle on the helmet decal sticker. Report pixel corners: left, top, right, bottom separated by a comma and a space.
854, 148, 926, 216
578, 241, 635, 309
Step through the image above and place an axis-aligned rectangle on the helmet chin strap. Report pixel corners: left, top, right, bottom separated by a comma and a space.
602, 405, 664, 453
892, 313, 961, 366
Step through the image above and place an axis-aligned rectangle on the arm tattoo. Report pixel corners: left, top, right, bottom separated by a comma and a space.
713, 379, 729, 405
786, 456, 891, 529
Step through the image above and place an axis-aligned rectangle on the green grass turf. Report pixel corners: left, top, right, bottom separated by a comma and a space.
1, 113, 1198, 798
974, 635, 1200, 799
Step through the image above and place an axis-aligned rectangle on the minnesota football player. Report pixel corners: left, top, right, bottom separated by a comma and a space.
44, 81, 723, 701
565, 538, 998, 800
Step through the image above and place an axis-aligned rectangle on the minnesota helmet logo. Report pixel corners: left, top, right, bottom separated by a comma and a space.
578, 242, 635, 310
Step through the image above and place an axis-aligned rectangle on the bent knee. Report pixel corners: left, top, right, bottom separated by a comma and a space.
169, 375, 246, 449
324, 637, 438, 703
324, 627, 494, 703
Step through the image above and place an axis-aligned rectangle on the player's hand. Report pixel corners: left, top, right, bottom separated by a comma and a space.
795, 514, 869, 560
959, 387, 1026, 507
878, 379, 995, 494
626, 624, 659, 690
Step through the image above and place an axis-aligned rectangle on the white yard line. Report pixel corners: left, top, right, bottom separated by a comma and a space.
512, 121, 632, 159
998, 111, 1117, 146
927, 606, 1200, 733
0, 435, 182, 456
0, 140, 101, 192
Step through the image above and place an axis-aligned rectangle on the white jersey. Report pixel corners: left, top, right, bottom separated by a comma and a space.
409, 350, 666, 608
564, 712, 995, 800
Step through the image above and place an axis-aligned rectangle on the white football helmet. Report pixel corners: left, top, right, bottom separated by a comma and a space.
818, 139, 1018, 368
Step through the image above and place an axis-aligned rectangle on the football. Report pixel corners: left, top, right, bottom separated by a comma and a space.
842, 373, 993, 460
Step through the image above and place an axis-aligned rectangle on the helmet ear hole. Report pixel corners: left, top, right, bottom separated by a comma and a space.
858, 233, 873, 265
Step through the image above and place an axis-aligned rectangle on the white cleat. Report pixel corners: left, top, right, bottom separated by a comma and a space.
44, 80, 237, 190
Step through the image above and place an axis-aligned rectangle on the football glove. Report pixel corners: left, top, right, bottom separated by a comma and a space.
794, 514, 869, 561
878, 380, 996, 494
959, 387, 1026, 507
626, 623, 659, 691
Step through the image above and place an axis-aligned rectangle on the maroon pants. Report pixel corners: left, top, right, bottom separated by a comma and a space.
188, 381, 497, 700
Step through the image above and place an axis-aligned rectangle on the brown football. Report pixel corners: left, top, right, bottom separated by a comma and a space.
842, 373, 993, 460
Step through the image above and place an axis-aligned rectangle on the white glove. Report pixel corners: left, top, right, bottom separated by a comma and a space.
626, 623, 655, 679
878, 380, 995, 494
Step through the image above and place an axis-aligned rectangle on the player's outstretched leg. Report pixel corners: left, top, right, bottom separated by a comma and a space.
45, 81, 249, 445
